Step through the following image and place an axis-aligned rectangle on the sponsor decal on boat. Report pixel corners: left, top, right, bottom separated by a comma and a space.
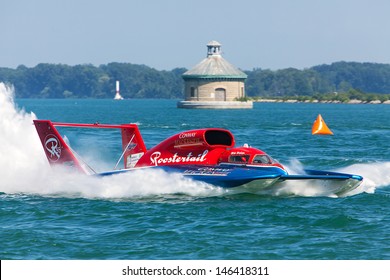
44, 134, 61, 162
150, 150, 208, 166
174, 137, 202, 148
183, 167, 230, 176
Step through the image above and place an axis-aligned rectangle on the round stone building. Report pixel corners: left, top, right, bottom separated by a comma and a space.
177, 41, 253, 109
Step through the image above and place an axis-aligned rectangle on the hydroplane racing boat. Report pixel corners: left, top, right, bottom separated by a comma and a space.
34, 120, 363, 197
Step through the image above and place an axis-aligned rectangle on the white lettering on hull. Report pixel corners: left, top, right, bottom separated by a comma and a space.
150, 150, 208, 166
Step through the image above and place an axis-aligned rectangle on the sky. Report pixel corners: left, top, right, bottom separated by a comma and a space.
2, 0, 390, 71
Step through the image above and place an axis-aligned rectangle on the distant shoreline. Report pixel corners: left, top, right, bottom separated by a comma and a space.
252, 98, 390, 104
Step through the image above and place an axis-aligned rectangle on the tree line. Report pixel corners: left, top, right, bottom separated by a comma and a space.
1, 61, 390, 99
0, 63, 186, 99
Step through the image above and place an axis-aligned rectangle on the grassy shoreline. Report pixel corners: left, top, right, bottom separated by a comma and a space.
250, 98, 390, 104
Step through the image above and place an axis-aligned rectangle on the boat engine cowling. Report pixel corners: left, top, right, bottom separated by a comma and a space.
135, 128, 235, 167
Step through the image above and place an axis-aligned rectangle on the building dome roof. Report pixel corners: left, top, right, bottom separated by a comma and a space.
207, 40, 221, 47
182, 41, 247, 79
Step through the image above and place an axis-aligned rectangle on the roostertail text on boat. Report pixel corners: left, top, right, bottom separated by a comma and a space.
34, 120, 363, 197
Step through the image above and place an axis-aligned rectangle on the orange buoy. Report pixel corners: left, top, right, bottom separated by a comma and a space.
312, 114, 334, 135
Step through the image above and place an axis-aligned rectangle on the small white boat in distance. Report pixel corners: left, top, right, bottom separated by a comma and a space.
114, 80, 124, 100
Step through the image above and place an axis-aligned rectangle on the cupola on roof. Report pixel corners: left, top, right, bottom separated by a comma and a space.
183, 41, 247, 79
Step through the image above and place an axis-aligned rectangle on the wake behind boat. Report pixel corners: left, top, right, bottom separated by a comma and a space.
33, 120, 363, 197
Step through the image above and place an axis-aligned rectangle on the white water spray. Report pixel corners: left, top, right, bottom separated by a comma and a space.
0, 83, 49, 190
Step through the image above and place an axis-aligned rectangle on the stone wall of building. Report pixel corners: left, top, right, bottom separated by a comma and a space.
184, 79, 245, 101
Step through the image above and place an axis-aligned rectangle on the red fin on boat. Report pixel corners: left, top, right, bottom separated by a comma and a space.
312, 114, 334, 135
33, 120, 89, 173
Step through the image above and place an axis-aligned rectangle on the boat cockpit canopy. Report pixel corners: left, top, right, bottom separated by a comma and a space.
227, 154, 274, 165
252, 154, 273, 164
